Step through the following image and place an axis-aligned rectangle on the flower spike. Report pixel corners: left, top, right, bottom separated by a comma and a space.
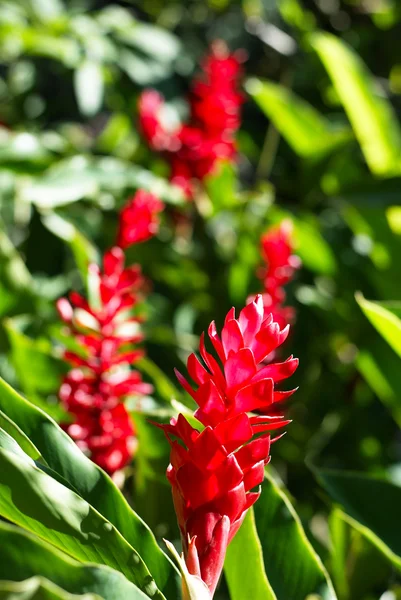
158, 296, 298, 596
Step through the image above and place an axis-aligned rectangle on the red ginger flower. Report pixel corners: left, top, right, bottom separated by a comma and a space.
158, 295, 298, 596
254, 220, 301, 328
67, 403, 137, 475
138, 43, 244, 199
57, 246, 152, 474
117, 189, 165, 248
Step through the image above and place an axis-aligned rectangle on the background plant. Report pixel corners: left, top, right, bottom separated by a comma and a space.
1, 0, 401, 599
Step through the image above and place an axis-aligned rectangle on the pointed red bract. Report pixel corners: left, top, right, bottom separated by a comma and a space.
117, 190, 164, 248
58, 246, 151, 475
251, 220, 301, 327
138, 43, 244, 198
158, 295, 298, 596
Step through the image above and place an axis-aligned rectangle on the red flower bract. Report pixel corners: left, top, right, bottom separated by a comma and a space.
58, 246, 152, 474
158, 295, 298, 596
138, 43, 244, 199
65, 403, 136, 475
255, 220, 301, 328
117, 189, 165, 248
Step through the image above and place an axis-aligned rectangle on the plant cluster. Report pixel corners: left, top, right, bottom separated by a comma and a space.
1, 1, 401, 600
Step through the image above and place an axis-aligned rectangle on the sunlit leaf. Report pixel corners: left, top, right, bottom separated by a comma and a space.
5, 317, 66, 397
246, 77, 350, 158
310, 32, 401, 175
225, 508, 277, 600
0, 521, 149, 600
0, 377, 180, 598
74, 61, 104, 117
316, 467, 401, 570
0, 577, 99, 600
251, 472, 337, 599
41, 212, 99, 279
0, 427, 166, 599
356, 293, 401, 358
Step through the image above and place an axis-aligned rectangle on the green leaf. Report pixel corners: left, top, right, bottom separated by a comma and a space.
119, 51, 170, 86
137, 357, 182, 404
356, 335, 401, 428
21, 156, 184, 207
328, 509, 350, 599
204, 160, 237, 212
310, 32, 401, 175
225, 508, 277, 600
246, 77, 350, 158
117, 24, 180, 64
74, 61, 104, 117
41, 212, 99, 279
0, 577, 99, 600
0, 430, 164, 599
0, 225, 33, 292
26, 0, 64, 23
0, 377, 179, 599
0, 409, 42, 462
316, 467, 401, 570
252, 472, 337, 600
0, 520, 149, 600
0, 427, 165, 600
269, 207, 337, 275
292, 217, 337, 275
356, 293, 401, 358
4, 318, 66, 397
0, 131, 52, 165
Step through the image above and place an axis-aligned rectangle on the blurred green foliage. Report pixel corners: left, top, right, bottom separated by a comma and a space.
1, 0, 401, 599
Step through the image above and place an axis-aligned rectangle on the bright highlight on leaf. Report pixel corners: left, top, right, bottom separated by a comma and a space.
310, 32, 401, 176
246, 77, 350, 158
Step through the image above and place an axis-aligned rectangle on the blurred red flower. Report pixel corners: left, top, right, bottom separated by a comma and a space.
138, 43, 245, 198
117, 189, 164, 248
57, 246, 152, 474
253, 220, 301, 328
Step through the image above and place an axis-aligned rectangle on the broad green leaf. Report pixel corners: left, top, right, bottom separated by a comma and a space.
137, 357, 182, 404
119, 51, 170, 86
292, 217, 337, 275
316, 467, 401, 570
328, 508, 393, 600
0, 577, 99, 600
0, 428, 165, 600
41, 212, 99, 279
246, 77, 350, 158
356, 335, 401, 428
26, 0, 64, 23
96, 113, 137, 158
356, 293, 401, 358
0, 130, 51, 165
269, 207, 337, 275
5, 318, 66, 397
225, 508, 276, 600
0, 377, 179, 599
328, 509, 350, 599
310, 32, 401, 175
205, 161, 237, 212
74, 61, 104, 117
0, 409, 42, 461
21, 156, 184, 207
0, 225, 33, 292
0, 521, 149, 600
0, 225, 35, 317
117, 24, 180, 63
252, 472, 337, 599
